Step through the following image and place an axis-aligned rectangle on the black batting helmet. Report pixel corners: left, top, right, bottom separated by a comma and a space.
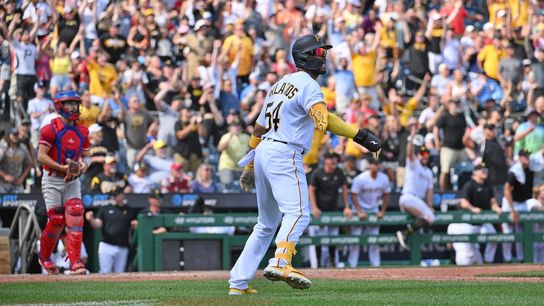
292, 34, 332, 75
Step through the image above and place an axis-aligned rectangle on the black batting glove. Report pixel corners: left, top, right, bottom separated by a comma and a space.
353, 129, 382, 155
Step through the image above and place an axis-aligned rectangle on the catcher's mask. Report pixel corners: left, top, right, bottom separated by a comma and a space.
53, 90, 81, 121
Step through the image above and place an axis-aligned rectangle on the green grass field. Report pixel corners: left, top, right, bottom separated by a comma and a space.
478, 270, 544, 278
2, 279, 544, 305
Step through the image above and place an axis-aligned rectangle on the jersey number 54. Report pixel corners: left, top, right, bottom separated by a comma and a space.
264, 101, 283, 133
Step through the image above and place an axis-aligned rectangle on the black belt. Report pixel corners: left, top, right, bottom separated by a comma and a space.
270, 139, 288, 145
266, 138, 305, 155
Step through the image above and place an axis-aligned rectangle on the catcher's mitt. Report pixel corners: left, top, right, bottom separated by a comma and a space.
65, 159, 81, 182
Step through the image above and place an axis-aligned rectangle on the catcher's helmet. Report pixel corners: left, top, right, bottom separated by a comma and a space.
53, 90, 81, 121
292, 34, 332, 75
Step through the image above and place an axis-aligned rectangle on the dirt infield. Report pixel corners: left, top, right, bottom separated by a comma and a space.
1, 265, 544, 284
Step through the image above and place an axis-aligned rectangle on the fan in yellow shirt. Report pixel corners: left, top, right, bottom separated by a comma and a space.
87, 52, 118, 100
382, 74, 430, 127
477, 37, 504, 80
78, 91, 101, 128
221, 22, 254, 78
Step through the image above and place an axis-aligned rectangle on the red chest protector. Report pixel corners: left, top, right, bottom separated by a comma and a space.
48, 117, 88, 168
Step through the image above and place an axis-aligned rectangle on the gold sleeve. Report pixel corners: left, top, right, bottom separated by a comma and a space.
308, 102, 329, 133
327, 112, 358, 139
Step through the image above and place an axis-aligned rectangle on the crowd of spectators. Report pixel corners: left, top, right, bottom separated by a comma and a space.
0, 0, 543, 197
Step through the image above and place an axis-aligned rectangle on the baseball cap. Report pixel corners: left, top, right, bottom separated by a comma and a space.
88, 123, 102, 135
465, 25, 475, 33
170, 162, 183, 171
104, 155, 117, 164
63, 6, 73, 14
178, 24, 190, 34
148, 189, 162, 200
153, 139, 167, 150
71, 51, 81, 60
134, 162, 147, 171
473, 159, 488, 171
143, 8, 154, 16
34, 80, 45, 90
194, 19, 208, 31
416, 146, 430, 157
523, 59, 532, 66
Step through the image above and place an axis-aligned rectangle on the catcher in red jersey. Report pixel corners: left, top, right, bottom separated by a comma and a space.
37, 90, 91, 275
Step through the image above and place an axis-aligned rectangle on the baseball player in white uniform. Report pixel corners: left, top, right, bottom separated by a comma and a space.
396, 126, 435, 250
527, 184, 544, 263
349, 158, 390, 267
228, 34, 382, 295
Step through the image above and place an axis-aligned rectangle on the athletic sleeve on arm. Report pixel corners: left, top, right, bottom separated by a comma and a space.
81, 127, 90, 151
39, 125, 55, 148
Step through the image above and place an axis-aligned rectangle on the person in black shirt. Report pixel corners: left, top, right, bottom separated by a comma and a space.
2, 0, 23, 30
174, 107, 203, 175
85, 191, 137, 273
100, 22, 128, 64
465, 123, 508, 200
406, 31, 430, 92
434, 99, 468, 192
308, 153, 352, 268
455, 161, 501, 264
55, 6, 80, 47
88, 157, 131, 193
139, 193, 170, 234
83, 124, 108, 191
502, 148, 544, 262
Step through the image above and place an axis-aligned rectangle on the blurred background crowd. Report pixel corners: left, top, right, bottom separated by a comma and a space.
0, 0, 543, 196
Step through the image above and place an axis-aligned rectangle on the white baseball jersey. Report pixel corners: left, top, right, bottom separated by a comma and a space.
351, 170, 391, 211
257, 71, 324, 153
402, 158, 433, 200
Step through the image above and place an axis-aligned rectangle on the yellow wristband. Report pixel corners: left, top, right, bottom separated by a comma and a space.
249, 134, 261, 149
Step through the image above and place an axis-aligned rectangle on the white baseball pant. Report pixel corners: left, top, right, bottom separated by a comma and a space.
307, 225, 340, 268
349, 225, 380, 267
399, 193, 436, 224
42, 170, 81, 210
447, 222, 497, 265
501, 199, 528, 262
98, 241, 129, 273
534, 242, 544, 263
229, 141, 310, 290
